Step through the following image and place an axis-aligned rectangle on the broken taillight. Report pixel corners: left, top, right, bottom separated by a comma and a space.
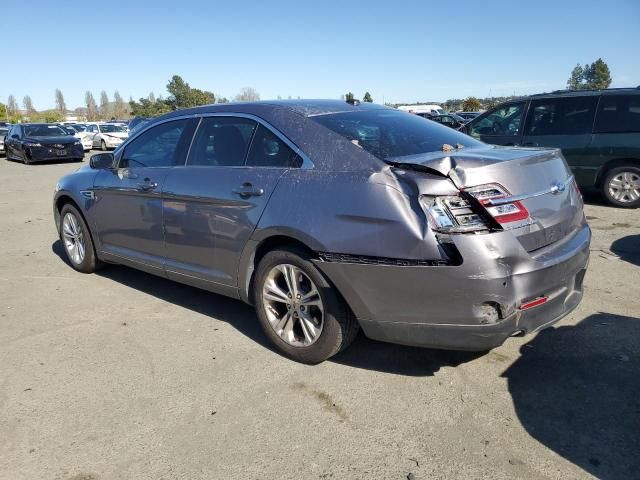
422, 195, 490, 233
465, 184, 530, 224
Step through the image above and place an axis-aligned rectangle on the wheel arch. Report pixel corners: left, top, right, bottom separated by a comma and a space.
594, 157, 640, 187
54, 193, 98, 249
238, 232, 318, 305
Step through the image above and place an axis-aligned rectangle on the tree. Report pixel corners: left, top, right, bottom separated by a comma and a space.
584, 58, 611, 89
148, 92, 156, 103
166, 75, 215, 108
363, 92, 373, 103
55, 89, 66, 115
566, 58, 611, 90
216, 96, 229, 104
100, 91, 110, 119
234, 87, 260, 102
113, 91, 127, 119
7, 95, 18, 115
567, 64, 584, 90
129, 96, 172, 117
345, 92, 355, 102
462, 96, 482, 112
85, 91, 99, 121
23, 95, 36, 115
0, 102, 6, 121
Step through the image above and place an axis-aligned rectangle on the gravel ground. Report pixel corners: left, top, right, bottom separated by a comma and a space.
0, 154, 638, 480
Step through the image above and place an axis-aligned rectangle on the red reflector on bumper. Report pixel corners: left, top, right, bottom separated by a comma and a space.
519, 296, 548, 311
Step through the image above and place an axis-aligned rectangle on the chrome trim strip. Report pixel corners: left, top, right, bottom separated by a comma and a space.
484, 175, 574, 206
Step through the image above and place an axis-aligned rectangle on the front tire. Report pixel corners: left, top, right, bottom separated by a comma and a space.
601, 165, 640, 208
254, 248, 359, 364
59, 204, 101, 273
101, 140, 107, 151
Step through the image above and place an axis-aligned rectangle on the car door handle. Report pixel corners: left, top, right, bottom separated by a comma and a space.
137, 179, 158, 192
232, 183, 264, 197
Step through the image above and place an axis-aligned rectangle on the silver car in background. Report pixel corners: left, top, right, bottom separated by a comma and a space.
85, 122, 129, 150
53, 100, 590, 363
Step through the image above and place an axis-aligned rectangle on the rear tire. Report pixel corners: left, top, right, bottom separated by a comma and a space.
58, 204, 102, 273
601, 165, 640, 208
253, 248, 359, 364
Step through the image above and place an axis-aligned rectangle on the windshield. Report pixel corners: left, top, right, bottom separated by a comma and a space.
312, 109, 483, 161
72, 124, 86, 132
99, 124, 126, 133
24, 125, 68, 137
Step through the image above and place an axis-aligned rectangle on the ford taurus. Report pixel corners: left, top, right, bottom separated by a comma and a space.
53, 100, 590, 363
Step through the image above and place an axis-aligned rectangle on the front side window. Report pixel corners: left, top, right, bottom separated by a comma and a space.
313, 109, 482, 161
469, 102, 526, 137
594, 95, 640, 133
121, 119, 189, 168
524, 96, 597, 136
188, 117, 256, 167
246, 124, 301, 168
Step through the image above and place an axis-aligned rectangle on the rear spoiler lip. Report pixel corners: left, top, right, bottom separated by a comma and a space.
483, 175, 575, 206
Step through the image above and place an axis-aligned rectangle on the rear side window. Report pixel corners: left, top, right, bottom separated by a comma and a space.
594, 95, 640, 133
524, 96, 597, 135
121, 119, 190, 168
188, 117, 256, 167
313, 109, 482, 161
469, 102, 526, 137
246, 124, 302, 168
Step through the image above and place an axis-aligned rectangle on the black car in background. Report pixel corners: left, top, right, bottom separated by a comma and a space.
429, 113, 467, 129
4, 123, 84, 164
0, 126, 8, 155
463, 88, 640, 207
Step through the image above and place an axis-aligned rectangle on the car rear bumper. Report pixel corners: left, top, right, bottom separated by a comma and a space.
314, 220, 590, 351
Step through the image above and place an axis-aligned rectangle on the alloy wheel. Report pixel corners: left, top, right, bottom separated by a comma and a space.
62, 212, 86, 265
608, 171, 640, 204
262, 264, 324, 347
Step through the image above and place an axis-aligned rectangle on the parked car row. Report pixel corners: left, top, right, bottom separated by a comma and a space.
3, 121, 130, 164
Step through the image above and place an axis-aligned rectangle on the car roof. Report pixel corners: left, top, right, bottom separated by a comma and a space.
528, 87, 640, 100
158, 99, 388, 121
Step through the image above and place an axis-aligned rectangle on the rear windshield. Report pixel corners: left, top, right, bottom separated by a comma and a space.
312, 109, 482, 161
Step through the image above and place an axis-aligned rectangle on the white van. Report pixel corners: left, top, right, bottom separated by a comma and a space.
397, 104, 445, 116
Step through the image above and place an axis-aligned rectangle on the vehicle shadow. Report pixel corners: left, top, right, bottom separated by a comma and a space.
51, 240, 273, 352
581, 190, 608, 207
610, 234, 640, 266
502, 313, 640, 480
51, 240, 482, 375
5, 157, 83, 165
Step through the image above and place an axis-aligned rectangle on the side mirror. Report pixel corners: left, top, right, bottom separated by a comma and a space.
12, 134, 19, 139
90, 153, 115, 169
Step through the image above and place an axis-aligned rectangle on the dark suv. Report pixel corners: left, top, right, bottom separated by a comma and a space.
463, 88, 640, 207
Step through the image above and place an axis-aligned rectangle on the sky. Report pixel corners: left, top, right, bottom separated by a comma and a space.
2, 0, 639, 110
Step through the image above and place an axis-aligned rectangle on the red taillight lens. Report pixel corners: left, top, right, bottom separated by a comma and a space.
465, 184, 530, 224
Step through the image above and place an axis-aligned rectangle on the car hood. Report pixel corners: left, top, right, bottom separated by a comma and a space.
101, 132, 128, 138
25, 135, 78, 144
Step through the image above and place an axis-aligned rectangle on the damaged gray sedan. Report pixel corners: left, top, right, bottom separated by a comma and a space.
53, 100, 590, 363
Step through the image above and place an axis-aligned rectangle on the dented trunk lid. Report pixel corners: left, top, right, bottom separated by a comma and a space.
389, 145, 584, 252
